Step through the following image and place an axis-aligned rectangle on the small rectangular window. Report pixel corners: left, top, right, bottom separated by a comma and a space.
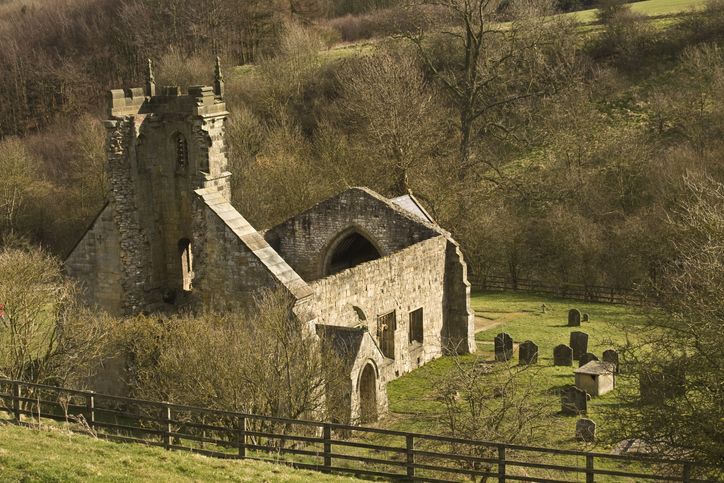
409, 308, 423, 344
377, 311, 396, 359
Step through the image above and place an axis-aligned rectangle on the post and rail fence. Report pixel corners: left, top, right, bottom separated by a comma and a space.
468, 275, 644, 305
0, 379, 719, 482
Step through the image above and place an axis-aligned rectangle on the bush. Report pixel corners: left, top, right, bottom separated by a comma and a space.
0, 244, 115, 387
122, 289, 348, 421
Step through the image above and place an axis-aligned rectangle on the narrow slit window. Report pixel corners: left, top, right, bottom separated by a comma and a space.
409, 308, 423, 344
179, 238, 193, 291
174, 133, 188, 170
377, 311, 396, 359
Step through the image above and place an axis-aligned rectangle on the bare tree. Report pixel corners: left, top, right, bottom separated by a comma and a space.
404, 0, 577, 182
336, 48, 447, 194
124, 288, 348, 423
435, 354, 552, 479
609, 174, 723, 469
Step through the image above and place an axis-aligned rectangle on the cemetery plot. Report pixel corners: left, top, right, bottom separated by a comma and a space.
387, 291, 648, 453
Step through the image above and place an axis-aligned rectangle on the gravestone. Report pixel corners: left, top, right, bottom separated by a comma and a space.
569, 331, 589, 360
579, 352, 599, 367
553, 344, 573, 366
561, 385, 588, 415
518, 341, 538, 365
568, 309, 582, 327
494, 333, 513, 362
603, 349, 619, 373
582, 313, 590, 322
576, 418, 596, 442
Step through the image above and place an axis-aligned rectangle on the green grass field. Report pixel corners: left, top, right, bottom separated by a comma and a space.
567, 0, 708, 23
386, 292, 647, 451
0, 423, 359, 483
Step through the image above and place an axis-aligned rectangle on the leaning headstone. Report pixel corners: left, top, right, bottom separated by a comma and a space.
518, 341, 538, 365
494, 332, 513, 362
576, 418, 596, 442
553, 344, 573, 366
568, 309, 582, 327
569, 331, 589, 360
579, 352, 599, 367
561, 385, 588, 415
603, 349, 619, 373
582, 313, 590, 322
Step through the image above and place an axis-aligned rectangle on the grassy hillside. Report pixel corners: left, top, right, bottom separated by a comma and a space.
0, 423, 359, 483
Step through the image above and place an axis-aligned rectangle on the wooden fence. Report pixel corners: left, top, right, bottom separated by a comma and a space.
0, 379, 718, 482
469, 275, 644, 305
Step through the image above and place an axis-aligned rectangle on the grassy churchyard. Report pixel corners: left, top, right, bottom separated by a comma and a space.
387, 291, 647, 451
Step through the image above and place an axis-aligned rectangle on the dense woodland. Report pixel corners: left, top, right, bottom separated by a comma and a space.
0, 0, 722, 467
0, 0, 721, 292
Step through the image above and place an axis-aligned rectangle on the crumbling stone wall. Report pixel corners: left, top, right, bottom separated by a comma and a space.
307, 235, 449, 381
443, 239, 476, 354
105, 116, 152, 314
264, 188, 440, 282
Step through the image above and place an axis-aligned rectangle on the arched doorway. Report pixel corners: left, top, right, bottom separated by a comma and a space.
324, 230, 381, 276
359, 363, 378, 424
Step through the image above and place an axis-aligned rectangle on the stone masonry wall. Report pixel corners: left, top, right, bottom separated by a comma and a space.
192, 199, 286, 309
64, 204, 123, 314
307, 235, 449, 382
105, 116, 152, 314
264, 187, 440, 282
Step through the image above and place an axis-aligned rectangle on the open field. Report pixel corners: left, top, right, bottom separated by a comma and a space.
386, 291, 648, 451
0, 423, 359, 483
567, 0, 709, 23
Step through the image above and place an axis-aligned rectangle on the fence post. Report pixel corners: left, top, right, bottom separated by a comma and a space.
161, 403, 171, 450
86, 391, 95, 431
322, 423, 332, 472
586, 454, 594, 483
498, 445, 506, 483
238, 416, 246, 458
12, 381, 21, 422
406, 434, 415, 479
682, 463, 692, 483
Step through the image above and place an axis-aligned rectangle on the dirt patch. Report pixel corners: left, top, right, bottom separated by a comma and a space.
474, 311, 527, 334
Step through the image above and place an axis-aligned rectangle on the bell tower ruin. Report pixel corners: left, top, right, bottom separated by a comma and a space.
68, 59, 231, 314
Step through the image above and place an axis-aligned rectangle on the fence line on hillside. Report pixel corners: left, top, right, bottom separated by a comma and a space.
0, 379, 718, 482
468, 275, 644, 305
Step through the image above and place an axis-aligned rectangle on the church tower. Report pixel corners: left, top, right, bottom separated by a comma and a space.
99, 58, 231, 313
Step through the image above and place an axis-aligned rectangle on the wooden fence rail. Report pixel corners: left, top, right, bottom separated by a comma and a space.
469, 275, 644, 305
0, 379, 718, 482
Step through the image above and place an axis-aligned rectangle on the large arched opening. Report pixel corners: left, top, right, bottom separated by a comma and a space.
324, 230, 381, 276
358, 362, 378, 424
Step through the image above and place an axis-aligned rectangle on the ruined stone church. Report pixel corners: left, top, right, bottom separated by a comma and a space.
65, 60, 476, 423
